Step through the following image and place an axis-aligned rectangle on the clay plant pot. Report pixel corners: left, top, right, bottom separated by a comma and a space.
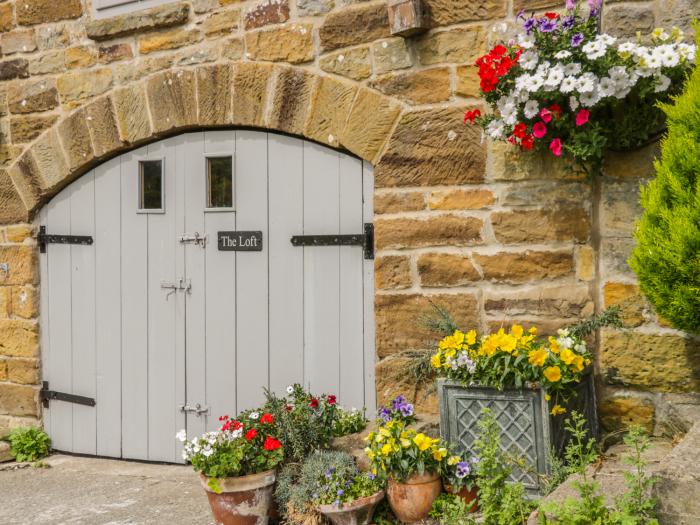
200, 469, 276, 525
387, 472, 441, 523
444, 483, 479, 513
318, 490, 385, 525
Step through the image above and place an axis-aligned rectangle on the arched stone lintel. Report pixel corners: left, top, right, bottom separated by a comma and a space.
0, 61, 406, 225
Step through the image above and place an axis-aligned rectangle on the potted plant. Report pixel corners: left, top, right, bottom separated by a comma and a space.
364, 419, 448, 523
177, 411, 284, 525
464, 0, 695, 175
432, 324, 597, 495
442, 452, 480, 513
314, 466, 385, 525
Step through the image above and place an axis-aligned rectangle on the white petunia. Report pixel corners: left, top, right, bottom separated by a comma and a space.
657, 45, 680, 67
654, 74, 672, 93
286, 385, 294, 394
569, 96, 580, 111
524, 100, 540, 119
555, 50, 572, 60
518, 33, 536, 49
617, 42, 637, 55
646, 53, 662, 69
678, 43, 696, 62
176, 429, 187, 443
582, 41, 606, 59
576, 73, 597, 93
545, 66, 565, 89
598, 34, 617, 47
560, 76, 578, 93
182, 450, 189, 460
579, 90, 600, 107
515, 74, 531, 92
634, 66, 654, 78
203, 447, 213, 457
608, 66, 629, 84
486, 119, 505, 139
563, 62, 582, 76
249, 411, 259, 420
614, 85, 631, 99
526, 74, 545, 92
598, 77, 616, 97
520, 50, 539, 70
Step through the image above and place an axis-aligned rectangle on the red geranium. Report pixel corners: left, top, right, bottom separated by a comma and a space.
513, 123, 527, 139
463, 109, 481, 124
310, 397, 319, 409
233, 420, 242, 430
263, 436, 282, 451
544, 12, 559, 19
521, 134, 534, 151
476, 45, 520, 93
260, 413, 274, 425
245, 429, 257, 441
327, 395, 337, 405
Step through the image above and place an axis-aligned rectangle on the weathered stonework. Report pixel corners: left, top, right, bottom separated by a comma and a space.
0, 0, 693, 440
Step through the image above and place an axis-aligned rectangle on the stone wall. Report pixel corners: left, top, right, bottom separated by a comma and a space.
0, 0, 698, 438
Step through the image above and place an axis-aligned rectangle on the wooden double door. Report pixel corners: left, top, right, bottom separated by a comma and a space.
38, 130, 375, 463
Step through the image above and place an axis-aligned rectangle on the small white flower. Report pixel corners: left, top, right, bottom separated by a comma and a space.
560, 76, 578, 93
515, 74, 531, 91
193, 444, 201, 453
582, 41, 606, 59
249, 411, 259, 420
525, 74, 544, 92
657, 45, 680, 67
617, 42, 637, 55
579, 90, 600, 107
524, 100, 539, 119
176, 429, 187, 443
182, 450, 189, 460
569, 96, 580, 111
518, 33, 536, 49
563, 62, 582, 76
576, 73, 597, 93
520, 50, 539, 70
486, 119, 505, 139
634, 66, 654, 78
286, 385, 294, 394
655, 74, 672, 93
598, 77, 616, 97
545, 67, 564, 88
203, 447, 213, 457
614, 85, 631, 99
554, 50, 572, 60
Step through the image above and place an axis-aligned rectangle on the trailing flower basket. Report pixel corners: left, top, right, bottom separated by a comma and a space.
437, 375, 598, 496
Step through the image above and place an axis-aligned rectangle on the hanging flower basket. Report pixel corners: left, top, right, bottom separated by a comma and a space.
465, 0, 696, 175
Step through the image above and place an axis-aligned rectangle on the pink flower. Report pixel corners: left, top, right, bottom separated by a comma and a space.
532, 122, 548, 139
576, 109, 590, 127
550, 138, 563, 157
539, 108, 552, 123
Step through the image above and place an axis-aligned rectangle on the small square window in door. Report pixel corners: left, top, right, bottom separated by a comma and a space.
139, 160, 163, 210
207, 156, 233, 209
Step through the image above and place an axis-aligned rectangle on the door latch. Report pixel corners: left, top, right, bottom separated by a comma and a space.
179, 232, 207, 247
179, 403, 209, 416
160, 278, 191, 300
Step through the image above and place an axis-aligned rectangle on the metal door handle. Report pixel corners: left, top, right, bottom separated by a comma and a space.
179, 403, 209, 416
179, 232, 207, 247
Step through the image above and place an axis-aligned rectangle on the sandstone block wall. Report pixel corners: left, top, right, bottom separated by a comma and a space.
0, 0, 698, 438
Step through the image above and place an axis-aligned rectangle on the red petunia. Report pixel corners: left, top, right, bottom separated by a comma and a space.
245, 428, 258, 441
513, 123, 527, 139
263, 436, 282, 451
463, 109, 481, 124
548, 104, 562, 119
327, 395, 337, 405
521, 134, 534, 151
310, 398, 319, 409
544, 12, 559, 19
260, 413, 274, 425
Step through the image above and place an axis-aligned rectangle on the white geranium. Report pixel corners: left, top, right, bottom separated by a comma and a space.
524, 100, 539, 119
520, 51, 539, 70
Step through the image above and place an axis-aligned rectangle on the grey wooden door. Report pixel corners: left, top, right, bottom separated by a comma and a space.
38, 130, 375, 463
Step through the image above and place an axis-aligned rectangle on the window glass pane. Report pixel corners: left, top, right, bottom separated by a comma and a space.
207, 156, 233, 208
139, 160, 163, 210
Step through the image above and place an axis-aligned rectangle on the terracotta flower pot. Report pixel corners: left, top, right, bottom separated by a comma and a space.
387, 472, 441, 523
444, 483, 479, 513
318, 490, 385, 525
200, 469, 276, 525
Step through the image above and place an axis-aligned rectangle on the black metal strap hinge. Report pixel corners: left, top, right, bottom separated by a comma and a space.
40, 381, 96, 408
38, 226, 93, 253
291, 223, 374, 260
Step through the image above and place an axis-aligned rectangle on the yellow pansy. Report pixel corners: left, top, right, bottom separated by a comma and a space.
544, 366, 562, 382
528, 348, 548, 367
550, 405, 567, 416
433, 448, 448, 461
544, 393, 551, 401
585, 358, 591, 366
431, 353, 442, 369
447, 455, 461, 466
401, 438, 411, 448
511, 324, 524, 340
453, 330, 466, 346
413, 433, 432, 451
381, 444, 393, 456
480, 336, 498, 357
572, 355, 585, 372
528, 326, 538, 335
548, 336, 561, 354
560, 348, 576, 366
466, 330, 477, 345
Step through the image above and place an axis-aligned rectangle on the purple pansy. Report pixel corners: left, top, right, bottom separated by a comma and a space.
378, 407, 392, 422
456, 461, 471, 479
399, 403, 414, 417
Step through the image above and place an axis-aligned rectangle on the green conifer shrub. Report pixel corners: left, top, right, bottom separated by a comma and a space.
629, 39, 700, 334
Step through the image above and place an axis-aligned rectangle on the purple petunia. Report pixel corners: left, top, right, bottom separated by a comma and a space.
562, 15, 575, 30
456, 461, 471, 479
588, 0, 602, 17
571, 32, 585, 47
539, 17, 558, 33
565, 0, 577, 8
523, 17, 537, 33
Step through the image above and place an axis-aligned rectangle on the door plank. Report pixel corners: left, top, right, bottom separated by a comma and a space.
339, 155, 365, 410
94, 157, 123, 458
145, 138, 180, 462
362, 162, 377, 417
234, 130, 269, 411
203, 130, 237, 426
268, 134, 304, 395
45, 189, 73, 451
303, 142, 341, 396
120, 146, 149, 460
37, 207, 52, 440
69, 170, 97, 455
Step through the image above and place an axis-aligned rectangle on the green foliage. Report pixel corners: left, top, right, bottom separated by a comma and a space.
630, 32, 700, 334
332, 406, 367, 437
6, 427, 51, 463
429, 493, 476, 525
566, 307, 623, 340
541, 448, 571, 496
274, 450, 356, 514
421, 302, 460, 337
263, 384, 339, 464
474, 408, 534, 525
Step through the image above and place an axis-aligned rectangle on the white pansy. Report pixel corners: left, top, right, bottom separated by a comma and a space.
520, 50, 539, 70
554, 50, 572, 60
563, 62, 582, 76
560, 76, 578, 93
524, 100, 539, 119
576, 73, 597, 93
486, 119, 505, 139
655, 74, 672, 93
249, 411, 259, 420
518, 33, 536, 49
569, 96, 580, 111
176, 429, 187, 442
598, 77, 616, 97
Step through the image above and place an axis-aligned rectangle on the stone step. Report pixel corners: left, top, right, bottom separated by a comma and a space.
0, 441, 11, 463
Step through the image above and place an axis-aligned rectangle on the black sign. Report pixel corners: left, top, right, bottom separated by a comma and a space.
218, 231, 263, 251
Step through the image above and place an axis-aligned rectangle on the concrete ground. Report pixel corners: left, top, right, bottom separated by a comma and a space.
0, 454, 214, 524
